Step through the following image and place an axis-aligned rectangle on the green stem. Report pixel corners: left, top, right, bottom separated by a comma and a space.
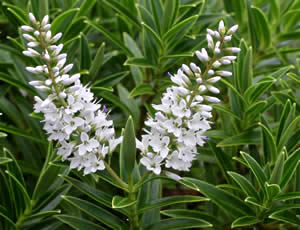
104, 161, 128, 192
128, 175, 139, 230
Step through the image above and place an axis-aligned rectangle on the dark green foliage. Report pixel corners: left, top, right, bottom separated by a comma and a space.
0, 0, 299, 229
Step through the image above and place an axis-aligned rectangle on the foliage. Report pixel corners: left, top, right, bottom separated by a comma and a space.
0, 0, 299, 229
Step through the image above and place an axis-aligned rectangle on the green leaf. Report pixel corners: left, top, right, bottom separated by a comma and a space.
30, 0, 48, 20
275, 192, 300, 201
162, 0, 179, 33
129, 83, 155, 98
5, 170, 31, 211
251, 6, 271, 49
244, 196, 265, 209
62, 196, 125, 229
89, 42, 105, 81
0, 72, 36, 95
138, 196, 209, 214
231, 216, 261, 228
0, 122, 46, 144
247, 3, 259, 52
259, 122, 277, 163
276, 100, 294, 145
278, 31, 300, 41
241, 152, 267, 195
85, 20, 131, 56
277, 116, 300, 153
227, 171, 260, 201
55, 215, 106, 230
270, 151, 285, 185
280, 148, 300, 189
141, 22, 163, 49
62, 175, 119, 211
212, 104, 241, 120
163, 15, 198, 48
51, 8, 80, 34
0, 157, 12, 165
161, 209, 220, 227
145, 218, 212, 230
217, 129, 260, 147
103, 0, 140, 29
96, 91, 133, 116
93, 71, 129, 87
208, 141, 233, 183
247, 101, 267, 121
238, 43, 253, 93
181, 178, 254, 218
270, 65, 294, 79
287, 72, 300, 84
112, 196, 136, 209
269, 209, 300, 226
0, 212, 15, 228
120, 116, 136, 177
80, 33, 91, 72
76, 0, 96, 18
244, 77, 275, 103
265, 183, 281, 201
124, 57, 155, 68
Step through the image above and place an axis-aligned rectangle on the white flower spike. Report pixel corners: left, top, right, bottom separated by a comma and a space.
138, 20, 240, 175
21, 13, 122, 175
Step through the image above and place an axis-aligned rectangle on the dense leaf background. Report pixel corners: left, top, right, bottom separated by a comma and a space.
0, 0, 299, 229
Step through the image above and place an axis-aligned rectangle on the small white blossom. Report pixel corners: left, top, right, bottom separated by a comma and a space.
138, 20, 240, 175
21, 13, 122, 175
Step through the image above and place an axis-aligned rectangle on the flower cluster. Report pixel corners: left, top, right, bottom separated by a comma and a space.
138, 21, 240, 175
22, 13, 122, 175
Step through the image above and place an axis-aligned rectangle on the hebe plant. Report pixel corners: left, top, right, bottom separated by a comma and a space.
0, 1, 299, 230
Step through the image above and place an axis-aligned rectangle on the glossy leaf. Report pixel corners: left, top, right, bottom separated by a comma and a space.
138, 196, 209, 214
129, 83, 155, 98
231, 216, 261, 228
112, 196, 136, 209
181, 178, 254, 217
62, 196, 125, 229
145, 218, 212, 230
241, 152, 267, 194
55, 215, 106, 230
120, 116, 136, 177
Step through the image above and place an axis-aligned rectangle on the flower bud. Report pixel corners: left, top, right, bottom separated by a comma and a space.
218, 20, 225, 35
21, 26, 34, 32
29, 13, 36, 24
204, 96, 221, 103
227, 25, 238, 35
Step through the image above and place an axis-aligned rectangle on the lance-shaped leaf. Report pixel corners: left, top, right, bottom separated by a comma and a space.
62, 196, 125, 229
241, 152, 267, 195
55, 215, 106, 230
138, 196, 209, 214
120, 116, 136, 177
231, 216, 261, 228
227, 171, 260, 201
112, 196, 136, 209
280, 148, 300, 189
161, 209, 221, 227
145, 218, 212, 230
181, 178, 254, 218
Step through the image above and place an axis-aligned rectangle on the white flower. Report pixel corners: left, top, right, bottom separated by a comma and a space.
78, 132, 99, 156
140, 153, 164, 175
22, 13, 122, 175
63, 114, 84, 135
137, 20, 240, 175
